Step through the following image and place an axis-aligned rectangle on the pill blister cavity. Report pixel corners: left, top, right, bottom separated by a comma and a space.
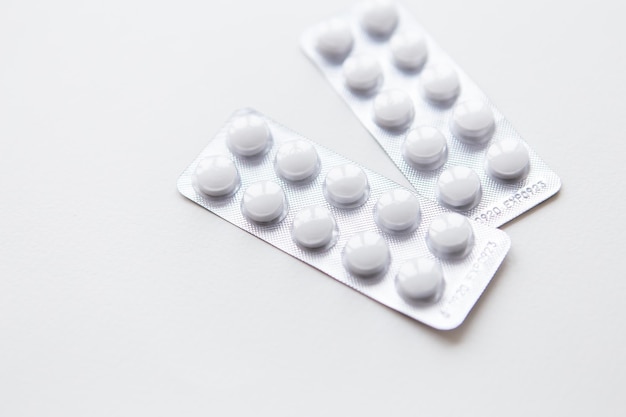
402, 126, 448, 170
451, 100, 495, 144
486, 139, 530, 181
193, 155, 240, 198
427, 213, 475, 259
324, 164, 370, 208
420, 64, 460, 103
390, 31, 428, 71
343, 231, 391, 276
343, 54, 383, 92
374, 189, 421, 233
291, 206, 338, 250
241, 180, 287, 224
436, 166, 482, 211
360, 0, 399, 37
315, 18, 354, 61
275, 140, 321, 182
227, 114, 272, 157
373, 89, 414, 129
396, 258, 444, 301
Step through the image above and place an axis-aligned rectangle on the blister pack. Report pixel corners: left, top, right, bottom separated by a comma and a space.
301, 1, 561, 227
178, 108, 510, 330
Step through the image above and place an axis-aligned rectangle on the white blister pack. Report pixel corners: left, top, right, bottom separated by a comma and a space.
301, 1, 561, 227
178, 108, 510, 330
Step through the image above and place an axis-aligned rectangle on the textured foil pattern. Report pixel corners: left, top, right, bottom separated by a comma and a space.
178, 109, 510, 330
301, 3, 561, 227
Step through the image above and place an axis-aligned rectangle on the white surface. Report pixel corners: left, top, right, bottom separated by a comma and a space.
0, 0, 625, 416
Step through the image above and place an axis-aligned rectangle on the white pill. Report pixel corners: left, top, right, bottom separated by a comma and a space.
402, 126, 448, 170
227, 114, 272, 157
436, 166, 482, 211
241, 181, 287, 223
390, 31, 428, 70
291, 206, 337, 249
315, 18, 354, 61
396, 258, 444, 300
194, 155, 240, 197
343, 232, 390, 276
375, 189, 421, 233
360, 0, 399, 37
451, 100, 495, 144
421, 64, 460, 102
324, 164, 370, 208
486, 139, 530, 181
275, 140, 320, 181
373, 90, 414, 129
427, 213, 475, 259
343, 54, 383, 92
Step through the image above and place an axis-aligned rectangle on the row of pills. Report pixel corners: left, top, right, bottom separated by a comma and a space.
192, 113, 479, 301
302, 1, 561, 226
178, 109, 511, 329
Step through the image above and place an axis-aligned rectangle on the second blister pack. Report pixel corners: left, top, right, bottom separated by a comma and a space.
301, 1, 561, 227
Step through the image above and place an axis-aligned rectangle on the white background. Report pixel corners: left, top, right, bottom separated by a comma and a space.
1, 0, 624, 415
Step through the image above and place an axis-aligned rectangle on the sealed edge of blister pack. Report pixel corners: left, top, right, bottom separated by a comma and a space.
300, 1, 561, 228
177, 108, 510, 330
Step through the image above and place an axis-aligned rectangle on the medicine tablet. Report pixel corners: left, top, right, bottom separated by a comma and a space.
194, 155, 240, 197
373, 90, 414, 129
451, 100, 495, 144
436, 166, 482, 211
426, 213, 474, 259
360, 0, 399, 37
390, 31, 428, 70
343, 231, 390, 276
291, 206, 337, 249
396, 258, 444, 301
420, 64, 460, 103
343, 54, 383, 92
315, 18, 354, 61
486, 139, 530, 181
241, 180, 287, 223
275, 140, 320, 181
227, 114, 272, 157
324, 164, 370, 208
374, 189, 421, 233
402, 126, 448, 170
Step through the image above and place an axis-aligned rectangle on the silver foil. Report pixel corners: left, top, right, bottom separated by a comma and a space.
178, 109, 510, 330
301, 3, 561, 227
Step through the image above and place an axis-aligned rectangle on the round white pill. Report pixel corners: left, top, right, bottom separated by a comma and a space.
375, 189, 421, 233
324, 164, 370, 208
343, 54, 383, 92
291, 206, 337, 249
396, 258, 444, 300
227, 114, 272, 157
343, 232, 390, 276
390, 31, 428, 70
241, 181, 287, 223
194, 155, 240, 197
451, 100, 495, 144
315, 18, 354, 61
436, 166, 482, 211
275, 140, 320, 181
402, 126, 448, 170
420, 64, 460, 102
373, 90, 414, 129
360, 0, 399, 37
486, 139, 530, 181
427, 213, 475, 259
